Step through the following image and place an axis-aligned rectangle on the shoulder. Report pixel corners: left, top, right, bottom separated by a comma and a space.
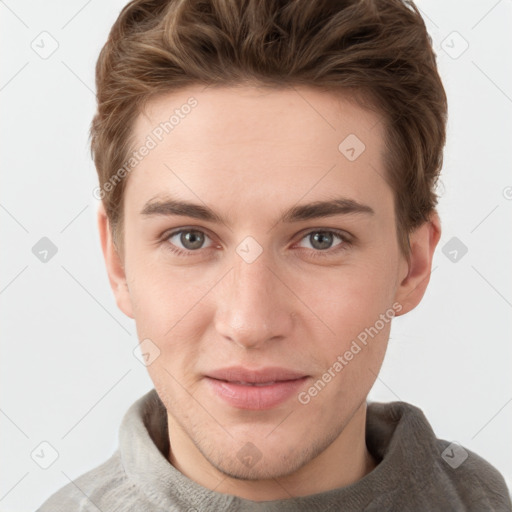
35, 451, 139, 512
432, 438, 512, 511
367, 401, 512, 511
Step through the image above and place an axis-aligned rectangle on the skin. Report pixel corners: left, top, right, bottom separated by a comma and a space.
98, 84, 441, 501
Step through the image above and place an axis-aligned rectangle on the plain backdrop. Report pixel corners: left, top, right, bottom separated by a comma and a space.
1, 1, 511, 510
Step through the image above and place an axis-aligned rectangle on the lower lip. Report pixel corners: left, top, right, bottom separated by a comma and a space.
205, 377, 309, 410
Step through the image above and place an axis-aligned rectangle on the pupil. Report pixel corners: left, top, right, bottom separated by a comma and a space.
311, 232, 332, 250
181, 230, 204, 250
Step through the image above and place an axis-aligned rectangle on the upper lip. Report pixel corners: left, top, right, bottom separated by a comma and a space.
206, 366, 308, 383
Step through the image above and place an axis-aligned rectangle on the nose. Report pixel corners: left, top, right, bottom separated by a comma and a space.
214, 249, 296, 350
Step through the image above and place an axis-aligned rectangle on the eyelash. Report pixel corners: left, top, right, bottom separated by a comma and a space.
161, 227, 352, 259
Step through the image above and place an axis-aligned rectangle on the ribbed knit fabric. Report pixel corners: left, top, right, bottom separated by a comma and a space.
36, 388, 512, 511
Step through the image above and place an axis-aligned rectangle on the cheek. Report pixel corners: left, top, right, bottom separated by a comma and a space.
126, 248, 209, 331
125, 258, 214, 379
298, 281, 394, 414
300, 259, 398, 340
296, 259, 397, 394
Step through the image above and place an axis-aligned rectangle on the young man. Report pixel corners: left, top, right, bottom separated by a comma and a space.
37, 0, 511, 510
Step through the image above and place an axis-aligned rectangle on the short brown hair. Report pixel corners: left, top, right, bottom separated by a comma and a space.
90, 0, 447, 260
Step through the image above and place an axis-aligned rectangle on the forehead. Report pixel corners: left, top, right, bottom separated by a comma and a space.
126, 84, 391, 219
135, 84, 383, 152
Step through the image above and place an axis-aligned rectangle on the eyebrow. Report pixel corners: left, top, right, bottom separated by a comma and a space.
140, 195, 375, 224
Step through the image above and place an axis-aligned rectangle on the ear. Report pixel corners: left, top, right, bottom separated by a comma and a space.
394, 211, 441, 316
97, 202, 134, 319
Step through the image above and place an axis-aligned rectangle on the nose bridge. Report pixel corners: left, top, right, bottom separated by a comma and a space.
214, 247, 294, 349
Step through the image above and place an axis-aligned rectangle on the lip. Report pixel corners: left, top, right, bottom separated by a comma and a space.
204, 366, 309, 410
206, 366, 308, 383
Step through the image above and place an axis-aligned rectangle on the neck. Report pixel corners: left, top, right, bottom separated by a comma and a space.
167, 401, 377, 501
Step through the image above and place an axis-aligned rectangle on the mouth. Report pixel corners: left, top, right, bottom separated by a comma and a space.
217, 380, 283, 386
204, 366, 310, 410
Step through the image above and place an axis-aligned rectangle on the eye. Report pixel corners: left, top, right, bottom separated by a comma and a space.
166, 229, 214, 253
161, 227, 351, 258
296, 229, 349, 253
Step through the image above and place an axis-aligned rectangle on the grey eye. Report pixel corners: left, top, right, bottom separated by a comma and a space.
169, 229, 211, 250
298, 231, 345, 251
180, 230, 204, 250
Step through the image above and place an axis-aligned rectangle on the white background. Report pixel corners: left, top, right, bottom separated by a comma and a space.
1, 1, 511, 510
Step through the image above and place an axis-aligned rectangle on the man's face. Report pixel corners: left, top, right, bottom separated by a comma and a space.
109, 85, 413, 482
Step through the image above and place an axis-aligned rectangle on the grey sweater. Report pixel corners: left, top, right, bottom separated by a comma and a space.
36, 388, 512, 511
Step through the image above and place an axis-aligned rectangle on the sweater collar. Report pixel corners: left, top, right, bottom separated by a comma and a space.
119, 388, 438, 511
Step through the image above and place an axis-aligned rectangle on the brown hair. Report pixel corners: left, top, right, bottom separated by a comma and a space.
90, 0, 447, 260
